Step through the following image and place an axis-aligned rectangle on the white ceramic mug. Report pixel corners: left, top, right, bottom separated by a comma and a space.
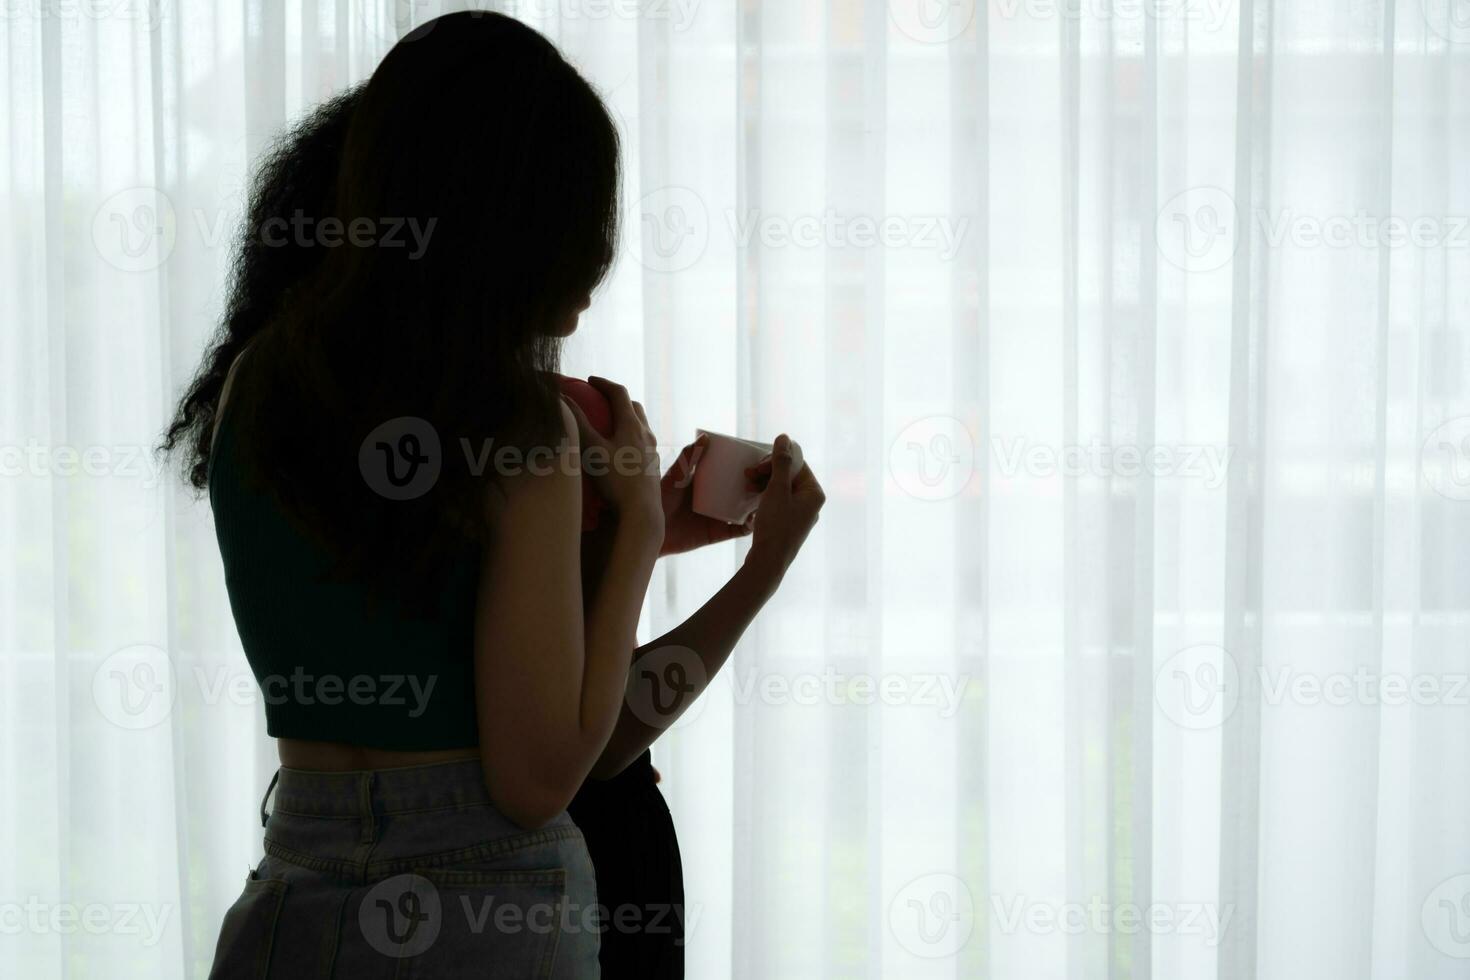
691, 429, 805, 525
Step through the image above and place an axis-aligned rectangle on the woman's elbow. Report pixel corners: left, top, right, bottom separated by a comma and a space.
587, 748, 637, 782
498, 799, 565, 831
480, 763, 579, 830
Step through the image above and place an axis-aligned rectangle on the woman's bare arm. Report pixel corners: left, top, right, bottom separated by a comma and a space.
587, 435, 825, 778
587, 556, 780, 778
474, 401, 661, 827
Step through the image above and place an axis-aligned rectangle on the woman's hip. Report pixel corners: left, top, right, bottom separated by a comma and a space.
208, 760, 601, 978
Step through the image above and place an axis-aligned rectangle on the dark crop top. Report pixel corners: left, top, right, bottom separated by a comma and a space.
209, 388, 481, 750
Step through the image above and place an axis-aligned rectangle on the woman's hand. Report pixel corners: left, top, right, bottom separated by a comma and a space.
658, 433, 756, 556
583, 433, 815, 779
743, 434, 824, 583
561, 377, 663, 544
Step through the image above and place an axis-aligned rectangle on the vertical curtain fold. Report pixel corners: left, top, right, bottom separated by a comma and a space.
1217, 0, 1270, 976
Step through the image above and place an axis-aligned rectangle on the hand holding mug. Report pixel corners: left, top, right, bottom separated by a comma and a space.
659, 433, 757, 556
561, 377, 663, 541
743, 434, 825, 581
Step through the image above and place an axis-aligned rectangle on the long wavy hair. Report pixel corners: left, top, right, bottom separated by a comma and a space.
161, 12, 621, 598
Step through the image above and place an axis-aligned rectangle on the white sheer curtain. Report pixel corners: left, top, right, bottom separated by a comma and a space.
5, 0, 1470, 977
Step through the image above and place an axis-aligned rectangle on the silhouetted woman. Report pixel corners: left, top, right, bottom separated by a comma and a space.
164, 12, 824, 977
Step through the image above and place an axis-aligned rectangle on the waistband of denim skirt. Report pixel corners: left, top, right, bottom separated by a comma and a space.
266, 758, 497, 819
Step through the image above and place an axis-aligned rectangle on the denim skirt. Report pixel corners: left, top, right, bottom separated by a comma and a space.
206, 759, 601, 978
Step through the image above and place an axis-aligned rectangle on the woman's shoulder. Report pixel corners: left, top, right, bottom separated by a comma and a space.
479, 398, 581, 526
211, 343, 256, 446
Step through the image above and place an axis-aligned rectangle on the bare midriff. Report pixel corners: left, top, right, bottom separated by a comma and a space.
277, 738, 479, 772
